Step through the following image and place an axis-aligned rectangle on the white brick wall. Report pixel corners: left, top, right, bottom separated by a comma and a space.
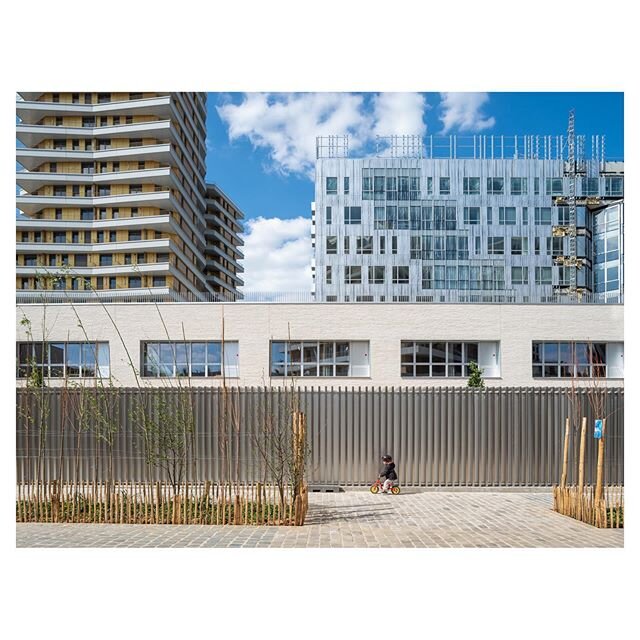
15, 302, 624, 388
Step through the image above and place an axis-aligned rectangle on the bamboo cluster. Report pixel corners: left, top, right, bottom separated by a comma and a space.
553, 484, 623, 528
16, 480, 309, 526
554, 416, 623, 528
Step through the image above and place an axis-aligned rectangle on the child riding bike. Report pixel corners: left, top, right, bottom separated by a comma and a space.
373, 454, 398, 494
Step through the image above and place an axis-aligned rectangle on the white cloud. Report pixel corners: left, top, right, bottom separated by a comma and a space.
216, 92, 429, 179
439, 92, 496, 133
372, 92, 427, 137
240, 216, 313, 293
217, 93, 372, 179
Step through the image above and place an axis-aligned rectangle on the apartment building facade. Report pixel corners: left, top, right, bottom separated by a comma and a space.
16, 92, 243, 300
312, 135, 623, 302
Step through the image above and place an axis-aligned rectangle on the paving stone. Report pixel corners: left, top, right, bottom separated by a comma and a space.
16, 491, 623, 548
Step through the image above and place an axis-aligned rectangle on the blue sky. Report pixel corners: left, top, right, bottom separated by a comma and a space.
206, 92, 624, 223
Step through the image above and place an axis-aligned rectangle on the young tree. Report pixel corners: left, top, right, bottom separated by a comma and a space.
467, 360, 485, 388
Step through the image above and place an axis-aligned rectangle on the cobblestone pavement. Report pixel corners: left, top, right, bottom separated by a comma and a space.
16, 490, 623, 548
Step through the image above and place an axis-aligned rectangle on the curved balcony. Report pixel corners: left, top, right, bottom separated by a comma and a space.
16, 143, 173, 170
204, 244, 244, 272
16, 167, 173, 191
17, 238, 173, 254
17, 262, 171, 278
204, 227, 245, 257
16, 214, 174, 232
16, 96, 173, 125
16, 120, 172, 147
205, 259, 244, 282
17, 190, 173, 215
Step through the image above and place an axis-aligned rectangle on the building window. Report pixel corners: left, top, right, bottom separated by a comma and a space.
129, 230, 142, 241
368, 266, 385, 284
487, 178, 504, 195
532, 341, 607, 378
17, 341, 110, 379
82, 116, 95, 128
356, 236, 373, 254
326, 177, 338, 194
270, 341, 355, 377
75, 254, 87, 267
152, 276, 166, 287
374, 207, 385, 230
49, 162, 57, 173
344, 237, 350, 254
463, 207, 480, 224
142, 341, 237, 378
72, 93, 79, 104
53, 231, 66, 243
498, 207, 517, 225
439, 177, 450, 195
400, 341, 480, 378
98, 93, 110, 104
488, 237, 504, 255
535, 266, 552, 285
522, 207, 529, 225
343, 177, 350, 194
510, 177, 528, 195
99, 254, 112, 266
392, 266, 410, 284
344, 266, 361, 284
137, 253, 146, 264
486, 207, 492, 225
534, 207, 552, 225
463, 177, 480, 195
109, 231, 116, 242
344, 206, 362, 224
128, 276, 142, 288
545, 178, 564, 195
326, 236, 337, 254
511, 266, 529, 285
325, 265, 332, 285
109, 277, 116, 289
582, 177, 600, 196
325, 206, 332, 225
391, 236, 398, 255
510, 237, 529, 255
129, 139, 142, 148
605, 176, 623, 197
426, 177, 433, 195
130, 184, 143, 194
379, 236, 386, 255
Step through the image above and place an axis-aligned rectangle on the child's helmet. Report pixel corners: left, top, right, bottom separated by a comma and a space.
382, 454, 392, 462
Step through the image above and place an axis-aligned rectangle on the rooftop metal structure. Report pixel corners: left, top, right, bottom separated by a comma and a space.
316, 133, 610, 163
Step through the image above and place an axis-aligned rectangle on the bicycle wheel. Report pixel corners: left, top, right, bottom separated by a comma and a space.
391, 486, 401, 495
370, 484, 380, 494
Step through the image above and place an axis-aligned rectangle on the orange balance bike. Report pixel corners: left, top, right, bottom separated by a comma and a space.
370, 477, 400, 494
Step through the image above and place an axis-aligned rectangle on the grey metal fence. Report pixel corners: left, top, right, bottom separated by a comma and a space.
16, 386, 623, 487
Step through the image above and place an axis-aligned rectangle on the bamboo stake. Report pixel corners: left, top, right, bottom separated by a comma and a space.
155, 481, 161, 525
594, 419, 606, 505
561, 418, 570, 488
577, 417, 587, 519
